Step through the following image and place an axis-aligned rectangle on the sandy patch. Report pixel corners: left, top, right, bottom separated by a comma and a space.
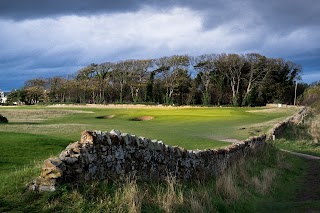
132, 116, 154, 121
246, 106, 302, 113
207, 135, 242, 143
220, 138, 243, 143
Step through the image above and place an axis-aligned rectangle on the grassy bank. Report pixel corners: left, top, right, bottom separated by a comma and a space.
271, 110, 320, 157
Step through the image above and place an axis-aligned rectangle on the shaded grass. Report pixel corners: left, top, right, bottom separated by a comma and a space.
255, 160, 320, 213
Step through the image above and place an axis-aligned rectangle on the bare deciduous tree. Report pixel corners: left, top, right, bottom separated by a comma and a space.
215, 53, 245, 106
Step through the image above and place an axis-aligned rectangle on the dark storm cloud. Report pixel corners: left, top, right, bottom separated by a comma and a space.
0, 0, 146, 19
0, 0, 198, 20
0, 0, 249, 29
0, 0, 319, 91
249, 0, 320, 32
2, 0, 319, 28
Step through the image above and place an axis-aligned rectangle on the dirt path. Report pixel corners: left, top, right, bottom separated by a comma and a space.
280, 150, 320, 201
257, 151, 320, 212
295, 158, 320, 203
283, 150, 320, 212
280, 149, 320, 160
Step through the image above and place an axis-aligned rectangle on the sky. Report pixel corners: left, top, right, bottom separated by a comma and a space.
0, 0, 320, 91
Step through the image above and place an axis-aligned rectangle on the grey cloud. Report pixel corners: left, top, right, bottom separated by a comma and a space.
0, 65, 81, 91
2, 0, 318, 33
292, 49, 320, 71
0, 0, 319, 90
0, 0, 236, 28
248, 0, 320, 32
0, 0, 163, 20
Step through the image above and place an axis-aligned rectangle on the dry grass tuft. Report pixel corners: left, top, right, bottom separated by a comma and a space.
188, 189, 215, 213
252, 169, 277, 195
115, 179, 144, 213
277, 151, 293, 171
308, 117, 320, 144
216, 167, 240, 202
156, 177, 184, 213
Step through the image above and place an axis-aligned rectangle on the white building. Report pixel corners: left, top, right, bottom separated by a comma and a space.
0, 90, 7, 104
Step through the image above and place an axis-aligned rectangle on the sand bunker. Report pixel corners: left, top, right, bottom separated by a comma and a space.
132, 116, 154, 121
96, 115, 115, 119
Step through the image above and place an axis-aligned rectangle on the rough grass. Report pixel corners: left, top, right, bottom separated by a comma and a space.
271, 111, 320, 157
0, 145, 308, 213
251, 169, 277, 195
216, 166, 240, 202
309, 115, 320, 144
0, 109, 92, 123
156, 177, 184, 212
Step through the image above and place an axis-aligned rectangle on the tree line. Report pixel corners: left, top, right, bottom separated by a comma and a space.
7, 53, 306, 106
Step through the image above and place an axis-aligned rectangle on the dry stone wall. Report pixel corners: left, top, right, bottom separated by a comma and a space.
29, 107, 308, 192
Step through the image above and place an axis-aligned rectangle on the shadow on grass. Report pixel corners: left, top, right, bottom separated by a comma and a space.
5, 122, 42, 125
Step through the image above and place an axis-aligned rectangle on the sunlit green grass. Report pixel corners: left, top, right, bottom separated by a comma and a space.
0, 105, 298, 174
0, 132, 72, 175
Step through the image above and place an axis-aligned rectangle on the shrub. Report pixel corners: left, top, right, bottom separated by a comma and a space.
299, 84, 320, 111
0, 114, 8, 123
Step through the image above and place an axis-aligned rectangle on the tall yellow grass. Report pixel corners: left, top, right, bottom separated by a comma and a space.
216, 166, 240, 202
156, 177, 184, 213
309, 117, 320, 144
115, 179, 144, 213
31, 146, 285, 212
